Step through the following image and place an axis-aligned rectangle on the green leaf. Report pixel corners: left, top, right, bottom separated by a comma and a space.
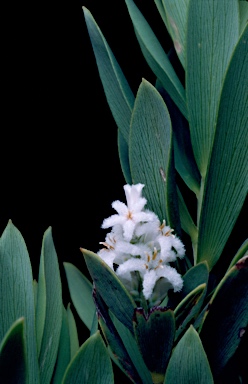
174, 283, 207, 342
186, 0, 240, 176
156, 79, 200, 196
177, 187, 198, 251
164, 325, 214, 384
38, 227, 62, 384
62, 331, 114, 384
196, 24, 248, 269
227, 238, 248, 270
0, 220, 39, 384
52, 307, 71, 384
181, 261, 209, 298
125, 0, 187, 118
81, 248, 136, 333
200, 256, 248, 379
162, 0, 190, 67
117, 128, 132, 184
111, 313, 153, 384
154, 0, 169, 28
239, 1, 248, 35
133, 307, 175, 383
129, 79, 175, 226
67, 303, 79, 359
64, 262, 95, 331
94, 289, 144, 384
83, 7, 134, 144
0, 317, 27, 384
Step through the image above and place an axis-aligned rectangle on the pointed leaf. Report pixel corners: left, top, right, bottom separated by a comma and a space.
125, 0, 187, 118
67, 303, 79, 359
133, 307, 175, 383
162, 0, 190, 67
182, 261, 209, 298
111, 313, 153, 384
0, 221, 39, 383
239, 1, 248, 35
154, 0, 169, 28
197, 25, 248, 269
129, 79, 175, 226
228, 238, 248, 270
62, 331, 114, 384
165, 325, 214, 384
64, 262, 95, 330
0, 317, 27, 384
81, 248, 136, 333
38, 227, 62, 384
52, 307, 71, 384
83, 7, 134, 144
186, 0, 240, 175
200, 256, 248, 378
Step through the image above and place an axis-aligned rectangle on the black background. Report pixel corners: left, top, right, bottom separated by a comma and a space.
1, 0, 172, 346
1, 0, 247, 380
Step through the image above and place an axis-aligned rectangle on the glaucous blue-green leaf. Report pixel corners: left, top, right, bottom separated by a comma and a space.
227, 238, 248, 270
83, 7, 134, 144
200, 256, 248, 379
94, 289, 144, 384
0, 220, 39, 383
174, 283, 207, 342
186, 0, 240, 176
111, 312, 153, 384
129, 79, 174, 224
38, 227, 62, 384
133, 307, 175, 384
118, 128, 132, 184
181, 261, 209, 298
0, 317, 27, 384
165, 325, 214, 383
64, 262, 95, 331
156, 79, 200, 196
196, 24, 248, 269
125, 0, 187, 118
239, 1, 248, 34
62, 331, 114, 384
81, 248, 136, 333
162, 0, 190, 67
52, 307, 70, 384
67, 303, 79, 359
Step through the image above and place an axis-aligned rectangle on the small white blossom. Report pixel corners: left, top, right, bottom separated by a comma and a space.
98, 184, 185, 302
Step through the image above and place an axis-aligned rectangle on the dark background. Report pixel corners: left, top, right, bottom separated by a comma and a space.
1, 1, 247, 379
1, 0, 172, 345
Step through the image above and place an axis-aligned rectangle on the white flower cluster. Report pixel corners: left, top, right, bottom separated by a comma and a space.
97, 184, 185, 302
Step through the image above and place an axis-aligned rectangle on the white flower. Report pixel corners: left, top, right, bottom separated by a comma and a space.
101, 184, 157, 242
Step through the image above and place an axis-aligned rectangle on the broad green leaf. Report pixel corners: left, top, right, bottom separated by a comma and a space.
156, 79, 200, 196
64, 262, 95, 331
81, 248, 136, 333
0, 317, 27, 384
162, 0, 190, 67
239, 1, 248, 34
174, 283, 207, 342
0, 221, 39, 383
165, 325, 214, 384
186, 0, 240, 176
38, 227, 62, 384
125, 0, 187, 118
62, 331, 114, 384
94, 289, 144, 383
196, 25, 248, 269
52, 307, 71, 384
154, 0, 169, 28
227, 238, 248, 270
133, 307, 175, 383
83, 7, 134, 144
117, 128, 132, 184
129, 79, 177, 228
181, 261, 209, 298
67, 303, 79, 359
111, 313, 153, 384
200, 256, 248, 378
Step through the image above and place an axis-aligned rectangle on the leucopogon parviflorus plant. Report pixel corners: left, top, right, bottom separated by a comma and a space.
0, 1, 247, 383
